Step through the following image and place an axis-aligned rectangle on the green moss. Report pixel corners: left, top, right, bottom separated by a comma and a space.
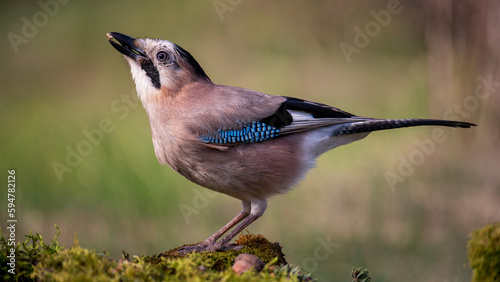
1, 227, 315, 281
32, 246, 166, 281
154, 233, 287, 272
467, 222, 500, 282
1, 225, 63, 281
236, 233, 287, 265
351, 267, 371, 282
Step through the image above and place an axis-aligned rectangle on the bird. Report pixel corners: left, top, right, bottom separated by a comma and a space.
106, 32, 476, 253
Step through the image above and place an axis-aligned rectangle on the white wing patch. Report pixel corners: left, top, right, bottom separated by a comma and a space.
279, 110, 372, 135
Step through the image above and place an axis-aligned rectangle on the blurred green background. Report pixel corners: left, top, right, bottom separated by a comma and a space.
1, 0, 499, 280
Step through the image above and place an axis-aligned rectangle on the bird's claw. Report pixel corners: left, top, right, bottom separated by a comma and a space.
176, 242, 244, 255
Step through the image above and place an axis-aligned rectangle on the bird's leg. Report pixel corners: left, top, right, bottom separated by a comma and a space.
207, 213, 260, 251
176, 201, 250, 254
207, 198, 267, 252
198, 210, 249, 247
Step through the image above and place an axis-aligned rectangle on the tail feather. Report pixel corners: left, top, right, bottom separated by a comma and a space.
331, 119, 476, 136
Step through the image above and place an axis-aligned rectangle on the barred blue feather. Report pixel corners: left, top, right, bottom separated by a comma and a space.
201, 121, 280, 144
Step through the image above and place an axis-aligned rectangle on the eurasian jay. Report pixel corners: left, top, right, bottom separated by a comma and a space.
107, 32, 475, 253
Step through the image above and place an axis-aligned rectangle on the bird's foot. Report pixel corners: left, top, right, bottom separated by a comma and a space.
176, 242, 244, 255
175, 244, 205, 255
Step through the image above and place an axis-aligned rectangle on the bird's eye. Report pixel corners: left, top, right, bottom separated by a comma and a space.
156, 51, 170, 62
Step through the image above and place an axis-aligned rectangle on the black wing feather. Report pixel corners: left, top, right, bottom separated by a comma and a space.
283, 97, 355, 118
259, 103, 293, 128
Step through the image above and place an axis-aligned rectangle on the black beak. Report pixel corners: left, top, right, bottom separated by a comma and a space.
107, 32, 147, 60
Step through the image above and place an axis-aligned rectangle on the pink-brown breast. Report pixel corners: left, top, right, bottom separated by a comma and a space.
140, 82, 313, 201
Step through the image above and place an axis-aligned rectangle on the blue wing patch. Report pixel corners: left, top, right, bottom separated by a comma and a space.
201, 121, 281, 145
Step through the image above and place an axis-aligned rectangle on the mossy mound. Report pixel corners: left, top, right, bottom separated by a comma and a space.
468, 222, 500, 282
148, 233, 287, 272
1, 227, 314, 281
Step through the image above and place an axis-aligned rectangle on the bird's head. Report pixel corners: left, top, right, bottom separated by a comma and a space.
107, 32, 210, 100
